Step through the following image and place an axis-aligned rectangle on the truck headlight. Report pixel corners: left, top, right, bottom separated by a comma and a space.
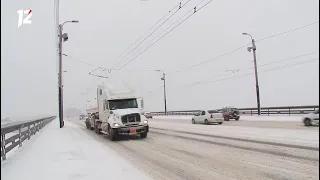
143, 120, 148, 124
114, 123, 120, 127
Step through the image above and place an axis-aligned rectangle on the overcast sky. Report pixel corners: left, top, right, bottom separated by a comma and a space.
1, 0, 319, 117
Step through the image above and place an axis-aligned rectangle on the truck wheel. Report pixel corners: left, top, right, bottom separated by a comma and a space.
108, 126, 117, 141
304, 118, 312, 127
224, 116, 229, 121
95, 122, 101, 134
86, 122, 90, 129
235, 117, 240, 121
140, 132, 147, 138
192, 119, 195, 124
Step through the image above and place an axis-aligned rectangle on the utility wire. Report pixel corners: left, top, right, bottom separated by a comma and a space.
62, 54, 164, 78
175, 44, 249, 73
187, 57, 319, 87
109, 0, 213, 78
112, 8, 194, 70
192, 51, 318, 84
110, 0, 191, 71
65, 20, 319, 79
146, 57, 319, 93
172, 20, 319, 74
63, 54, 100, 67
252, 52, 317, 68
255, 21, 319, 42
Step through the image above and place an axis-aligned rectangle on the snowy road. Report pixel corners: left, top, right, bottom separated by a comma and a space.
150, 117, 312, 129
73, 118, 319, 180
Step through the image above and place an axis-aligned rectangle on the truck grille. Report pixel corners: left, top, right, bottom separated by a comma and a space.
121, 113, 141, 124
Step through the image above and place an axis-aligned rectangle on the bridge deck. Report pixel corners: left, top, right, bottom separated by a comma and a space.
1, 120, 150, 180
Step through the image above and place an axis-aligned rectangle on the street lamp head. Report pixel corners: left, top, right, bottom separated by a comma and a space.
242, 32, 248, 35
72, 20, 79, 23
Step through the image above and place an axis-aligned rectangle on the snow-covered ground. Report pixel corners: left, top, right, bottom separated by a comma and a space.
149, 120, 319, 148
1, 119, 151, 180
153, 115, 304, 122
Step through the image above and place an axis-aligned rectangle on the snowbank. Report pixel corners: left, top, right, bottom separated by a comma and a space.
1, 119, 151, 180
153, 115, 304, 122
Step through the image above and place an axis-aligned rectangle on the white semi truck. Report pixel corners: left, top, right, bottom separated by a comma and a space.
85, 84, 149, 141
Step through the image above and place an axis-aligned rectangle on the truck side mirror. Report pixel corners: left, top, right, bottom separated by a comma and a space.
140, 98, 144, 110
110, 111, 113, 114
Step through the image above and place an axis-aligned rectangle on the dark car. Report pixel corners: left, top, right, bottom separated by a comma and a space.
220, 107, 240, 121
143, 112, 153, 119
79, 115, 85, 120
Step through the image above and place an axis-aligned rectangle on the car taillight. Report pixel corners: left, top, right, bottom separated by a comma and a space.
210, 114, 213, 118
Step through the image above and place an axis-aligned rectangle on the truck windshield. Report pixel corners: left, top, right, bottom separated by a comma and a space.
108, 98, 138, 110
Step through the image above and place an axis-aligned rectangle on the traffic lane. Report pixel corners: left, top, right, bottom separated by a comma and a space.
148, 120, 319, 148
219, 120, 319, 129
71, 118, 319, 148
151, 117, 319, 130
151, 128, 319, 162
71, 120, 319, 180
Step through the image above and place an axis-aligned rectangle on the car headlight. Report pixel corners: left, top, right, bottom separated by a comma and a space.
114, 123, 120, 127
143, 120, 148, 124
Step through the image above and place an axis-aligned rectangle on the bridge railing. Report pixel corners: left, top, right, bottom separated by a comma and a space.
151, 105, 319, 116
1, 116, 56, 161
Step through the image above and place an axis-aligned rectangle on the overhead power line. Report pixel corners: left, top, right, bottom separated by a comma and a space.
65, 19, 318, 80
186, 57, 319, 87
109, 0, 191, 71
175, 44, 249, 73
172, 20, 319, 74
255, 21, 319, 42
192, 51, 318, 84
62, 53, 165, 78
109, 0, 214, 78
62, 54, 100, 67
146, 57, 319, 93
63, 54, 160, 71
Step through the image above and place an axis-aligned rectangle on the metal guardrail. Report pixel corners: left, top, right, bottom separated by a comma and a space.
1, 116, 56, 161
151, 105, 319, 116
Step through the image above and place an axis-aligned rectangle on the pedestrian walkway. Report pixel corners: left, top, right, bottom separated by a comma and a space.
1, 119, 151, 180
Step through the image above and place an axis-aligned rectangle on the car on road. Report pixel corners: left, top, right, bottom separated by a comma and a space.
191, 110, 224, 125
79, 115, 85, 120
302, 109, 319, 126
220, 107, 240, 121
143, 112, 153, 119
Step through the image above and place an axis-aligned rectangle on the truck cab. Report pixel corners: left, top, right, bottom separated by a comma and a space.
93, 85, 149, 140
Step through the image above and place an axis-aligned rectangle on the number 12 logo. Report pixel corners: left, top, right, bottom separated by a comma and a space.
17, 10, 33, 28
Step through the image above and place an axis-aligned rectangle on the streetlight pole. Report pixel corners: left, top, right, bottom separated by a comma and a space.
58, 24, 63, 128
242, 33, 261, 115
156, 70, 167, 115
58, 20, 79, 128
